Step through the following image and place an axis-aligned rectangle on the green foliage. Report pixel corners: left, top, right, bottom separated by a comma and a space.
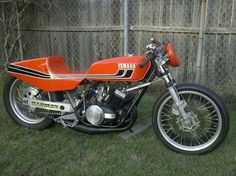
0, 84, 235, 176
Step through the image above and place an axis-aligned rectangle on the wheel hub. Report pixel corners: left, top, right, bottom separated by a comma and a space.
176, 112, 200, 133
23, 87, 41, 112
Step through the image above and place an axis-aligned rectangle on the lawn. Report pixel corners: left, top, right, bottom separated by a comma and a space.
0, 81, 236, 176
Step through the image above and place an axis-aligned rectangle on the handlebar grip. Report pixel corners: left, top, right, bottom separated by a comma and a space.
139, 53, 154, 68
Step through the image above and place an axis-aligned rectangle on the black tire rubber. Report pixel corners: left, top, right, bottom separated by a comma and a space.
3, 75, 56, 130
152, 83, 229, 155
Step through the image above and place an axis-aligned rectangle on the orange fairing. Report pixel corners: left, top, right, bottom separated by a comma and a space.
7, 56, 151, 92
8, 56, 85, 92
165, 42, 180, 67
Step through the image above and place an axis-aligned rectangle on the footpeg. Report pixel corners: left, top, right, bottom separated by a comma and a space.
55, 113, 78, 128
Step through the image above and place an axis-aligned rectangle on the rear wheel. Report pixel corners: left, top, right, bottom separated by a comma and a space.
3, 76, 57, 130
152, 83, 229, 154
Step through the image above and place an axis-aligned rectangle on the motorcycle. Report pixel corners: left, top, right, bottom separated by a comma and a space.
3, 38, 229, 154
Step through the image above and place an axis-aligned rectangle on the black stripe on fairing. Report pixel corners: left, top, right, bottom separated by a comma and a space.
123, 70, 133, 78
8, 64, 50, 77
115, 70, 124, 76
8, 67, 51, 78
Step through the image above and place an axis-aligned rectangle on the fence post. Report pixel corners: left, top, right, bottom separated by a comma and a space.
124, 0, 128, 55
195, 0, 207, 83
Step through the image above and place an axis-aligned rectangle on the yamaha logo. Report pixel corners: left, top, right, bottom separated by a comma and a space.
118, 63, 135, 69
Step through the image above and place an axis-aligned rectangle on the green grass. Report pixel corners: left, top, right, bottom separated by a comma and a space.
0, 82, 236, 176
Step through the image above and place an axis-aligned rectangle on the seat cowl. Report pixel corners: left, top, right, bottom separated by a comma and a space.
47, 56, 85, 75
8, 56, 85, 92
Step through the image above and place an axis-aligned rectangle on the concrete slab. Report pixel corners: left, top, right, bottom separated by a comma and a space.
119, 118, 152, 139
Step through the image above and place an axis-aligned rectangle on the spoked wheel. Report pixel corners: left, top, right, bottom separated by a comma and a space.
152, 83, 229, 154
3, 76, 56, 130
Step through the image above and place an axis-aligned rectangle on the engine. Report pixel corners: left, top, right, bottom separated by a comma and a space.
83, 82, 136, 126
85, 104, 116, 125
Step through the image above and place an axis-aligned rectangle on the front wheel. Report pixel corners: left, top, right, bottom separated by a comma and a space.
152, 83, 229, 154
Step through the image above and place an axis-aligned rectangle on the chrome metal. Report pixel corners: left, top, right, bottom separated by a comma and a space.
23, 98, 73, 112
162, 75, 170, 84
154, 56, 169, 70
9, 79, 50, 124
155, 59, 164, 73
81, 92, 86, 114
160, 69, 189, 121
86, 105, 104, 125
176, 112, 200, 133
168, 86, 189, 121
96, 85, 105, 102
125, 79, 162, 92
157, 90, 222, 152
125, 82, 151, 92
55, 113, 78, 128
167, 72, 176, 86
23, 87, 41, 112
59, 113, 77, 120
146, 43, 156, 50
65, 91, 78, 109
115, 89, 126, 99
104, 113, 116, 119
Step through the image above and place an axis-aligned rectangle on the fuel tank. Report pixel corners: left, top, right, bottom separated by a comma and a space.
86, 56, 151, 81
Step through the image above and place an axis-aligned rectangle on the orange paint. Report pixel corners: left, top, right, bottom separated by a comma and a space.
8, 56, 151, 92
86, 56, 151, 81
165, 42, 180, 67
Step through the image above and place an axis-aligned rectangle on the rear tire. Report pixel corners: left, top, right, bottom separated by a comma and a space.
3, 76, 57, 130
152, 83, 229, 154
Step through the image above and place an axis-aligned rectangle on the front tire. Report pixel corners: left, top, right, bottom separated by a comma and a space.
3, 76, 56, 130
152, 83, 229, 154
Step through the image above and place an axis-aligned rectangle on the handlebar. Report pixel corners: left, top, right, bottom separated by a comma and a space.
139, 39, 167, 68
139, 53, 155, 68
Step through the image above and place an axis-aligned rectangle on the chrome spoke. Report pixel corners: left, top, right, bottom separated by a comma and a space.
16, 87, 23, 99
164, 127, 173, 134
157, 90, 222, 151
204, 118, 218, 125
197, 101, 211, 110
161, 112, 173, 118
161, 117, 173, 122
197, 96, 202, 107
202, 110, 217, 119
9, 79, 51, 124
163, 106, 173, 113
187, 93, 192, 102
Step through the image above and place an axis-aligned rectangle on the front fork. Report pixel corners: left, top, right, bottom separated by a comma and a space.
158, 64, 189, 122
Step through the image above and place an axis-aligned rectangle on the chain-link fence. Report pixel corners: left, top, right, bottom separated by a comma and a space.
19, 0, 124, 70
202, 0, 236, 102
0, 0, 236, 102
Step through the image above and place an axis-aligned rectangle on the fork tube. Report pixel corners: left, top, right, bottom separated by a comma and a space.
167, 86, 188, 121
160, 67, 189, 121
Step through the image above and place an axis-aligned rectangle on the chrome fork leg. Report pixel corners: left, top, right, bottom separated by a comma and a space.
162, 74, 189, 122
168, 86, 189, 121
